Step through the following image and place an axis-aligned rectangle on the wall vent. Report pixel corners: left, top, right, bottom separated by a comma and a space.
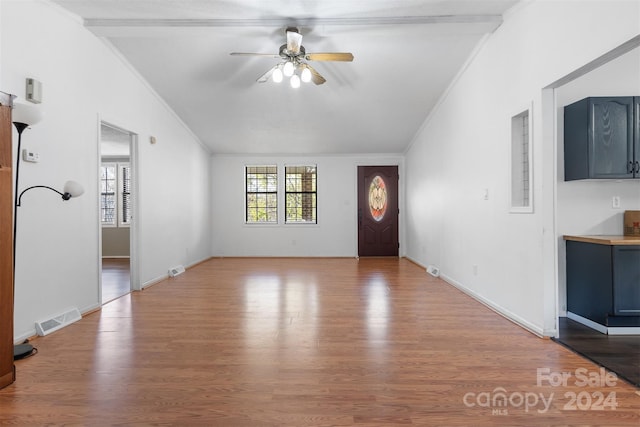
426, 265, 440, 277
35, 307, 81, 336
168, 265, 186, 277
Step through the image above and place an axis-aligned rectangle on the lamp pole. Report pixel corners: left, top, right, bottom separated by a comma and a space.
12, 123, 27, 274
11, 121, 35, 360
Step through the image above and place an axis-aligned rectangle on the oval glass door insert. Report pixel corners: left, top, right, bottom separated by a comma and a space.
368, 175, 387, 221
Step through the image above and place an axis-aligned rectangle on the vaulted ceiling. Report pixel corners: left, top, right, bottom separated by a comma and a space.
51, 0, 518, 154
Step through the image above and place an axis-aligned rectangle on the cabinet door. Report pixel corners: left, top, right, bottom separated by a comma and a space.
566, 241, 613, 325
612, 246, 640, 315
589, 97, 634, 179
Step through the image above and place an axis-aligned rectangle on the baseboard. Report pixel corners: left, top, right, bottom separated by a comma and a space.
404, 256, 427, 270
440, 273, 547, 337
80, 304, 102, 318
142, 274, 168, 290
80, 302, 101, 316
102, 256, 130, 259
13, 331, 35, 346
566, 312, 608, 334
186, 256, 213, 269
567, 312, 640, 335
141, 257, 213, 289
608, 327, 640, 335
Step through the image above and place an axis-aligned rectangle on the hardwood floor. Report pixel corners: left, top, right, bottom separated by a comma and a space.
102, 258, 130, 303
1, 257, 639, 425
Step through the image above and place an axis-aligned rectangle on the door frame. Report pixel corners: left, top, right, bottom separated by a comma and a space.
545, 36, 640, 337
354, 162, 403, 258
96, 117, 140, 305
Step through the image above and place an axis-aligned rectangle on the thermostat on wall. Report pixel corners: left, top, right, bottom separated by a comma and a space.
22, 149, 39, 163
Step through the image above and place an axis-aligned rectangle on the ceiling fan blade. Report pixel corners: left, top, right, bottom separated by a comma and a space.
286, 30, 303, 55
305, 64, 326, 85
230, 52, 281, 58
256, 65, 277, 83
305, 52, 354, 62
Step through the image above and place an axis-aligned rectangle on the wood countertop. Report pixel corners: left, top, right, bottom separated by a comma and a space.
563, 235, 640, 245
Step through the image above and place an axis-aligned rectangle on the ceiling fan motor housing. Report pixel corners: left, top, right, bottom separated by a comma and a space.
279, 44, 305, 59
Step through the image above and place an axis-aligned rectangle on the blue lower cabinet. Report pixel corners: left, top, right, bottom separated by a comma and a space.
566, 240, 640, 327
612, 246, 640, 316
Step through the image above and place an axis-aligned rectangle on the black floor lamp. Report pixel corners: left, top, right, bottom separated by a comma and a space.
11, 102, 84, 360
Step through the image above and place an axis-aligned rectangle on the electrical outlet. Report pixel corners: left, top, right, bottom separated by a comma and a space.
22, 149, 39, 163
612, 196, 621, 209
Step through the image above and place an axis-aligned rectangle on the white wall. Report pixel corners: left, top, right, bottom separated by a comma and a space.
1, 0, 211, 341
404, 0, 640, 336
556, 47, 640, 314
102, 228, 130, 257
211, 155, 404, 257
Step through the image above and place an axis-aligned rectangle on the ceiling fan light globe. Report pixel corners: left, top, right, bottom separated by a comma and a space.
300, 67, 312, 83
283, 61, 294, 77
272, 68, 283, 83
290, 74, 301, 89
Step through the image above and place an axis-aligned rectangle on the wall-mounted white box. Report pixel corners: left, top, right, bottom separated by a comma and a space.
26, 78, 42, 104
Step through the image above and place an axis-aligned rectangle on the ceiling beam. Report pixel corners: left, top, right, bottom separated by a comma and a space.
85, 15, 503, 37
85, 14, 503, 28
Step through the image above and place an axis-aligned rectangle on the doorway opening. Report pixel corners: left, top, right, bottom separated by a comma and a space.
99, 122, 134, 303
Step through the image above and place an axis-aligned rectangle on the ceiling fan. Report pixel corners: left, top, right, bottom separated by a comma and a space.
230, 27, 354, 87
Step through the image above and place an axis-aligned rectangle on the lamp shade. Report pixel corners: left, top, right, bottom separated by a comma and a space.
63, 181, 84, 198
12, 102, 43, 126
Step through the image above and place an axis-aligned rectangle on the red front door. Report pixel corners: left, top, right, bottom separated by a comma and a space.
357, 166, 399, 257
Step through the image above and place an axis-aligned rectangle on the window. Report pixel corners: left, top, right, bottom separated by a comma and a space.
285, 165, 317, 223
246, 166, 278, 223
121, 165, 131, 225
101, 163, 131, 227
510, 107, 533, 213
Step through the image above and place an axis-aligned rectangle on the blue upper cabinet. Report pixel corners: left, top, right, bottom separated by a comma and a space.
564, 97, 640, 180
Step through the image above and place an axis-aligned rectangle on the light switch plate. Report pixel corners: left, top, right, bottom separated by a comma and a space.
612, 196, 621, 209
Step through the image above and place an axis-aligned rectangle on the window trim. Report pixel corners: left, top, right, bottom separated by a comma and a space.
509, 104, 534, 214
118, 163, 132, 227
245, 165, 278, 224
100, 162, 131, 228
284, 164, 318, 224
